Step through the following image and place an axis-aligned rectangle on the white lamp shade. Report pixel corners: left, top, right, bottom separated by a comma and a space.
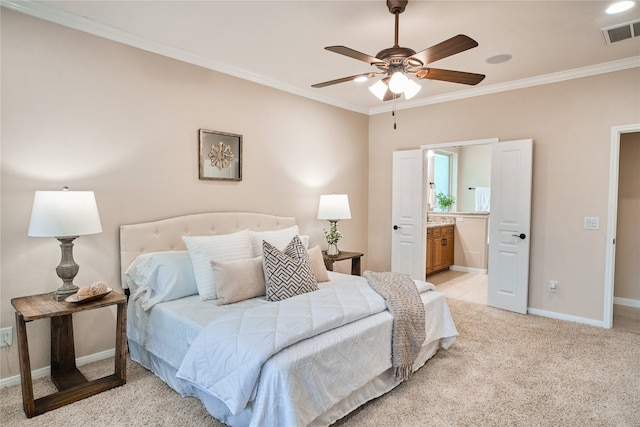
317, 194, 351, 220
403, 78, 422, 99
368, 80, 388, 101
28, 190, 103, 237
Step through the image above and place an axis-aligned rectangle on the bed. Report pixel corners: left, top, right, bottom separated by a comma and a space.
120, 212, 457, 427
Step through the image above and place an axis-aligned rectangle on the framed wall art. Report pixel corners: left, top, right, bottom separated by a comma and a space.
199, 129, 242, 181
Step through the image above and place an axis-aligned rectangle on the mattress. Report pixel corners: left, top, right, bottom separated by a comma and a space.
127, 271, 457, 426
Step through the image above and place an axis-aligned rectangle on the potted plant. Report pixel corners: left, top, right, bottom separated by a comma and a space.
436, 192, 455, 212
323, 221, 343, 256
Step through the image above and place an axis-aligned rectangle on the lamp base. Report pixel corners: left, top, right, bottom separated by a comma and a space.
55, 285, 79, 302
54, 237, 80, 301
327, 243, 340, 256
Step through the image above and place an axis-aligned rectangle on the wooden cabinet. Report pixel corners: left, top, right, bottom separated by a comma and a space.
426, 225, 455, 277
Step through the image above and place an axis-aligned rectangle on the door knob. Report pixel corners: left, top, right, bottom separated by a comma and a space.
393, 225, 400, 230
512, 233, 526, 240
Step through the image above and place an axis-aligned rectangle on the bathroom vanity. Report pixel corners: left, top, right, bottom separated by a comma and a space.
427, 212, 489, 276
426, 223, 455, 276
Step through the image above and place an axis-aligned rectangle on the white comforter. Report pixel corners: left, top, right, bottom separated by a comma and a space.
176, 281, 388, 415
128, 273, 456, 426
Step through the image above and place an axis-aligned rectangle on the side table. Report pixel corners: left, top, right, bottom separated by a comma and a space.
322, 251, 364, 276
11, 291, 127, 418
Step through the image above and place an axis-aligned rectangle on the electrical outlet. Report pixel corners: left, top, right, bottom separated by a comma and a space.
548, 280, 558, 293
0, 327, 13, 347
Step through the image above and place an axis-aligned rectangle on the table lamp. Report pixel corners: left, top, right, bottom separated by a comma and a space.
28, 187, 103, 301
317, 194, 351, 255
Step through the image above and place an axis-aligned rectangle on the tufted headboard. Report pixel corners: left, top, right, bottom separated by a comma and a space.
119, 212, 296, 289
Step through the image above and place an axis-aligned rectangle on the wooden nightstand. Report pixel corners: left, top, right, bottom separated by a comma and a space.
11, 291, 127, 418
322, 251, 364, 276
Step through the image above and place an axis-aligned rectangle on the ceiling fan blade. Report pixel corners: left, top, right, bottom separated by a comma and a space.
311, 73, 377, 88
415, 68, 485, 85
325, 46, 385, 66
410, 34, 479, 66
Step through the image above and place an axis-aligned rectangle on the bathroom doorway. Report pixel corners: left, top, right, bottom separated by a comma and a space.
609, 128, 640, 333
424, 138, 493, 306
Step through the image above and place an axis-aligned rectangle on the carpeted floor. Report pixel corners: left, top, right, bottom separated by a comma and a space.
1, 298, 638, 426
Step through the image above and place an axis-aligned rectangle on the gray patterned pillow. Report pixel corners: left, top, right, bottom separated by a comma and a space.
263, 236, 318, 302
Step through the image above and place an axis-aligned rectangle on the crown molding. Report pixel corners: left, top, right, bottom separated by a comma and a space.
3, 0, 638, 117
369, 56, 640, 115
1, 0, 370, 115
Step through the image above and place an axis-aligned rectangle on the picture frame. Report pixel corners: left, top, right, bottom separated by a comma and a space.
199, 129, 242, 181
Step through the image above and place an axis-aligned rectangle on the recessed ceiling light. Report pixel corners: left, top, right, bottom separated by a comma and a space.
606, 1, 635, 14
486, 54, 513, 64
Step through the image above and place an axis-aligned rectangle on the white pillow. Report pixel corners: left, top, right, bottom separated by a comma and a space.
211, 256, 265, 305
249, 225, 300, 256
249, 226, 310, 257
182, 230, 253, 300
124, 251, 198, 310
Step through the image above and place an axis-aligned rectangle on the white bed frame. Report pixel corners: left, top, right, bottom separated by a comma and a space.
120, 211, 453, 427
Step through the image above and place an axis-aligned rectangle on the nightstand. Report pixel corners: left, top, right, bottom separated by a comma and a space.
11, 291, 127, 418
322, 251, 364, 276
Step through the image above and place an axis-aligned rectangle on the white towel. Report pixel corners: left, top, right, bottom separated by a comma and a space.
428, 188, 437, 210
475, 187, 491, 212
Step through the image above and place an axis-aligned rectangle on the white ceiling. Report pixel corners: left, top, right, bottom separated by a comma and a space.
5, 0, 640, 114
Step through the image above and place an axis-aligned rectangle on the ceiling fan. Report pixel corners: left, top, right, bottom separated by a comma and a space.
312, 0, 485, 101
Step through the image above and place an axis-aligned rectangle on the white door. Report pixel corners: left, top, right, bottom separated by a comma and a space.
488, 139, 533, 314
391, 150, 425, 279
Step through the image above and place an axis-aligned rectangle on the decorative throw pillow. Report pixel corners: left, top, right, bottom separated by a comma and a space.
262, 236, 318, 302
182, 230, 253, 300
211, 256, 265, 305
307, 245, 330, 283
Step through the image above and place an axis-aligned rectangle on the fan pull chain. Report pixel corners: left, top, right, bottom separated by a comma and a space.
392, 103, 397, 129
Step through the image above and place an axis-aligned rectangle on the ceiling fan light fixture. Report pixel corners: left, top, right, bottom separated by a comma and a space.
388, 71, 408, 94
369, 80, 388, 100
403, 78, 421, 99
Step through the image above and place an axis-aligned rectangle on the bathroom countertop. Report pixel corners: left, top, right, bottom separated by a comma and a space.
428, 211, 489, 217
427, 222, 454, 229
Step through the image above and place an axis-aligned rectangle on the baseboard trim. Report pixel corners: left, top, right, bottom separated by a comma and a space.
613, 297, 640, 308
450, 265, 488, 275
527, 308, 604, 328
0, 348, 115, 389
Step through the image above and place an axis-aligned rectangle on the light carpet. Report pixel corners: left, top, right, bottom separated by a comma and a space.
1, 298, 638, 426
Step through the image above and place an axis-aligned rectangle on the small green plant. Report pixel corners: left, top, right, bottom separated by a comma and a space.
323, 221, 343, 244
436, 192, 455, 211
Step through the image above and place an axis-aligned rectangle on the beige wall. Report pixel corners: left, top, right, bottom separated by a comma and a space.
615, 132, 640, 300
368, 68, 640, 321
458, 145, 492, 212
0, 10, 368, 379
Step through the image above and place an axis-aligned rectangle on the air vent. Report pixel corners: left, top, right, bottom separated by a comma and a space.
602, 19, 640, 44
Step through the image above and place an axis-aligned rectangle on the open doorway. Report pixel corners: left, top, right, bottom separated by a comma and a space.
423, 139, 494, 306
393, 138, 532, 313
610, 129, 640, 333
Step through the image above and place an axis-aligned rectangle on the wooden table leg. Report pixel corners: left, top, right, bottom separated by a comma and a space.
50, 314, 86, 390
351, 256, 361, 276
114, 302, 127, 382
15, 312, 35, 418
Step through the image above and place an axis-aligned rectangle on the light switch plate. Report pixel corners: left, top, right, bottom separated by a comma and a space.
584, 217, 600, 230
